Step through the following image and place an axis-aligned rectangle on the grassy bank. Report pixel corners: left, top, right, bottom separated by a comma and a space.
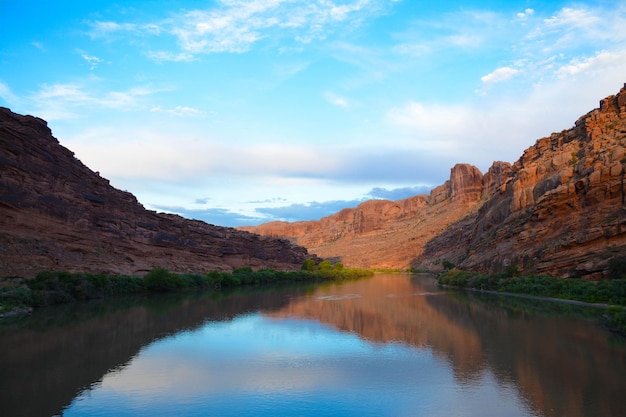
438, 269, 626, 335
0, 260, 373, 316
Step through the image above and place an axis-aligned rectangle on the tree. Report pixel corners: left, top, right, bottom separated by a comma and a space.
301, 259, 317, 271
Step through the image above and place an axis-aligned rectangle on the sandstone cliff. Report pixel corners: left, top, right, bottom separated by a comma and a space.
0, 107, 311, 278
242, 84, 626, 278
241, 162, 512, 269
416, 85, 626, 279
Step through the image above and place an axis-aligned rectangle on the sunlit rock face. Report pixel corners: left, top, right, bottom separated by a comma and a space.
0, 107, 311, 278
241, 161, 509, 270
243, 84, 626, 278
420, 83, 626, 278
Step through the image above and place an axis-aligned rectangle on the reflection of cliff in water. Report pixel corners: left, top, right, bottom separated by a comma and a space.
0, 287, 307, 417
266, 274, 626, 417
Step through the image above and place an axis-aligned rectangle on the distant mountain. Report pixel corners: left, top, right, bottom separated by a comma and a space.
0, 107, 312, 278
242, 83, 626, 279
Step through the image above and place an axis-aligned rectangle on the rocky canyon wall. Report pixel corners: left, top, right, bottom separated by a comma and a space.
241, 162, 511, 269
0, 107, 312, 278
243, 84, 626, 278
416, 84, 626, 279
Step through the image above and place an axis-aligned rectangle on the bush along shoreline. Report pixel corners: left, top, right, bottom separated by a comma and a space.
437, 267, 626, 335
0, 259, 373, 317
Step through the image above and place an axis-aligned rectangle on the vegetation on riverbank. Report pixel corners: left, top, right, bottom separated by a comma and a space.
437, 268, 626, 334
0, 260, 373, 316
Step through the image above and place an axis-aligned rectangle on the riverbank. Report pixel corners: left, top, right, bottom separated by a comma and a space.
437, 269, 626, 335
0, 262, 373, 317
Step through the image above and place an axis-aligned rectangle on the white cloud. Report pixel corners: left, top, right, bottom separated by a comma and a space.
65, 127, 342, 182
324, 91, 349, 108
146, 50, 195, 62
88, 0, 391, 59
0, 82, 21, 107
150, 105, 202, 117
517, 8, 534, 19
387, 53, 626, 170
28, 83, 167, 120
555, 50, 626, 78
543, 7, 599, 29
481, 66, 520, 84
81, 54, 103, 70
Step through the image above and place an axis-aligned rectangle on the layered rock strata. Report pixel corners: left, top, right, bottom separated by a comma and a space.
243, 84, 626, 278
241, 162, 511, 269
416, 84, 626, 278
0, 107, 311, 278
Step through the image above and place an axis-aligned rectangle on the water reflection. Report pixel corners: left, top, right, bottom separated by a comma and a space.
267, 274, 626, 417
0, 287, 308, 417
1, 275, 625, 417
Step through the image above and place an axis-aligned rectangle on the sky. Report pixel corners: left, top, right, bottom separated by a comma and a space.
1, 0, 625, 227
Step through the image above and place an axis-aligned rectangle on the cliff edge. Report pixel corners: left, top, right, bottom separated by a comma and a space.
415, 84, 626, 279
0, 107, 311, 278
243, 84, 626, 278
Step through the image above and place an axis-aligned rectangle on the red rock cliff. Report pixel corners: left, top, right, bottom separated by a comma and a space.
416, 84, 626, 278
241, 162, 510, 269
0, 107, 312, 278
243, 84, 626, 278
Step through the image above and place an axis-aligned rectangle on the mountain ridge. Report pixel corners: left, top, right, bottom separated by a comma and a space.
0, 107, 313, 278
242, 83, 626, 279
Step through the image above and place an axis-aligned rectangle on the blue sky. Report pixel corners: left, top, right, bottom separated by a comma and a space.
1, 0, 625, 227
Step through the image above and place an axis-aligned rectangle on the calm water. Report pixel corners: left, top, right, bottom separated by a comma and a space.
1, 274, 625, 417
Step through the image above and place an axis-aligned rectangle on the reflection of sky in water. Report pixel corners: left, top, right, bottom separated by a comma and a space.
64, 313, 535, 417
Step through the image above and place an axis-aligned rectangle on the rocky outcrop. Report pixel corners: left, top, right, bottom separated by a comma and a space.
243, 84, 626, 278
416, 84, 626, 279
0, 107, 312, 278
241, 162, 511, 269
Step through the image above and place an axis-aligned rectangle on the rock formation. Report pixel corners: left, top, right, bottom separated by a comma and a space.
417, 84, 626, 279
0, 107, 312, 278
241, 162, 511, 269
243, 84, 626, 278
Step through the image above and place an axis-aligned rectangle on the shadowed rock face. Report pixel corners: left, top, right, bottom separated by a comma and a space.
0, 107, 312, 278
242, 84, 626, 278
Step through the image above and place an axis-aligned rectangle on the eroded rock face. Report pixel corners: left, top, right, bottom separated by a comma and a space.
241, 162, 506, 269
417, 84, 626, 278
0, 107, 312, 278
243, 84, 626, 278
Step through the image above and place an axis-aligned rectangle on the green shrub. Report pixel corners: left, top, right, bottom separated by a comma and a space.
301, 259, 317, 271
0, 285, 32, 312
143, 268, 184, 292
608, 256, 626, 279
318, 260, 333, 270
205, 271, 225, 286
604, 306, 626, 334
441, 260, 455, 270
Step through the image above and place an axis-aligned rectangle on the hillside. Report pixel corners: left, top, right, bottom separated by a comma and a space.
242, 84, 626, 279
0, 107, 312, 278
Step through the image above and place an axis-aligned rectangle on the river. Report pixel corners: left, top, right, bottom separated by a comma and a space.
1, 273, 624, 417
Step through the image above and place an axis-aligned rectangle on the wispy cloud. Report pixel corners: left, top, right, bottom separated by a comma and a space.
80, 53, 104, 70
555, 50, 626, 78
366, 185, 431, 200
87, 0, 393, 60
481, 66, 520, 84
516, 8, 534, 20
31, 41, 46, 51
255, 199, 365, 222
150, 204, 263, 227
0, 82, 22, 108
324, 91, 349, 108
150, 105, 202, 117
27, 82, 168, 120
